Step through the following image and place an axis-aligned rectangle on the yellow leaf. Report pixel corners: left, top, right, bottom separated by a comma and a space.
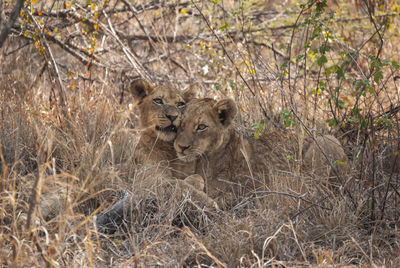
94, 24, 98, 30
65, 3, 70, 8
91, 3, 95, 10
180, 8, 187, 14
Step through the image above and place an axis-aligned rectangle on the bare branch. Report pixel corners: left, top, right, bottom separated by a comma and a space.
101, 9, 150, 81
0, 0, 24, 48
27, 9, 67, 109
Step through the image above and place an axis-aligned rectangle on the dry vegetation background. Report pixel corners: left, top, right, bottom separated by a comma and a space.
1, 0, 400, 266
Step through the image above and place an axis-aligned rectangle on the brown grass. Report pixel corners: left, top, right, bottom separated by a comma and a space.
1, 0, 400, 266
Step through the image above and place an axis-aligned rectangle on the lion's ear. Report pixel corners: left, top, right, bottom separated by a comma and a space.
129, 80, 154, 101
182, 87, 199, 102
214, 99, 237, 127
182, 87, 197, 102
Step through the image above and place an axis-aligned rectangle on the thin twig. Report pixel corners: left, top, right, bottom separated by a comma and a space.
252, 190, 332, 211
101, 10, 150, 81
27, 9, 67, 110
290, 196, 329, 221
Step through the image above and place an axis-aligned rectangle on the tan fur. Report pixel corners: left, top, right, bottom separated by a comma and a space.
129, 172, 218, 209
174, 98, 348, 208
129, 79, 196, 179
303, 134, 348, 179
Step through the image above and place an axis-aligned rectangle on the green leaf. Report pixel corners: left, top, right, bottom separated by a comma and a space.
280, 61, 288, 70
361, 118, 370, 129
319, 44, 329, 54
319, 81, 326, 90
352, 107, 360, 115
251, 123, 262, 130
354, 79, 369, 88
317, 55, 327, 66
336, 66, 345, 80
392, 60, 400, 69
368, 86, 375, 93
334, 160, 345, 166
374, 71, 383, 83
281, 109, 295, 128
297, 54, 305, 61
338, 99, 346, 109
325, 65, 337, 77
326, 118, 337, 127
348, 116, 357, 123
220, 23, 230, 31
252, 122, 264, 139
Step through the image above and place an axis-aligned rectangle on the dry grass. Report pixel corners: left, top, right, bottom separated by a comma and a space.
1, 0, 400, 266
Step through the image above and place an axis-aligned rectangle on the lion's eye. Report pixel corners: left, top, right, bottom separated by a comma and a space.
196, 124, 208, 131
153, 98, 163, 105
177, 101, 185, 108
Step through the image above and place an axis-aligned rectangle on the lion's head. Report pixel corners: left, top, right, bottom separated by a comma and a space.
174, 98, 237, 162
130, 80, 195, 142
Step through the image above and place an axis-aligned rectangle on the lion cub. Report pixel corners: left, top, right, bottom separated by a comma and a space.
95, 81, 219, 234
128, 79, 197, 179
174, 98, 348, 208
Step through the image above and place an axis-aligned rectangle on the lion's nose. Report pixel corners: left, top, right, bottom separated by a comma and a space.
178, 144, 190, 152
166, 114, 177, 122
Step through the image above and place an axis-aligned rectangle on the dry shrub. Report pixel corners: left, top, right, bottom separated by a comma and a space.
1, 0, 400, 266
1, 82, 399, 266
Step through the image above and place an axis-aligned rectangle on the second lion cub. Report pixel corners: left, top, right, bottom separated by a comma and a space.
174, 98, 348, 208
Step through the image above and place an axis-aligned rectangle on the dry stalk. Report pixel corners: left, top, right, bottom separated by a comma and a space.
182, 226, 227, 268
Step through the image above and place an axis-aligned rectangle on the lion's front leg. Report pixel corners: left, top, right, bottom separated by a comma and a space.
177, 174, 219, 210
